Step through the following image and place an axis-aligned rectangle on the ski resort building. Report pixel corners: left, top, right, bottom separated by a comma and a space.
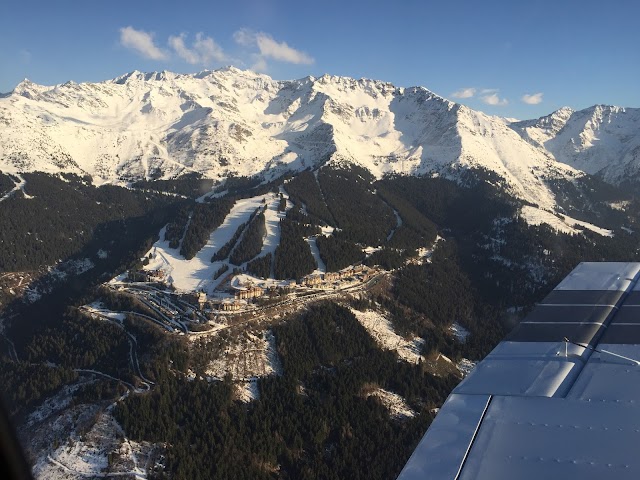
234, 286, 265, 300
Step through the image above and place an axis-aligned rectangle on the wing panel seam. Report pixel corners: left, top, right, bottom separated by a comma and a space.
454, 394, 493, 480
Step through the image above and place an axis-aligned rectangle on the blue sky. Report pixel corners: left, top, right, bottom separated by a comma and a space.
1, 0, 638, 119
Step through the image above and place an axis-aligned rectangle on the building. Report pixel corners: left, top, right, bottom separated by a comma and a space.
220, 301, 242, 312
302, 274, 323, 286
185, 291, 208, 308
234, 286, 264, 300
148, 269, 166, 281
324, 272, 340, 282
128, 270, 150, 282
128, 269, 165, 283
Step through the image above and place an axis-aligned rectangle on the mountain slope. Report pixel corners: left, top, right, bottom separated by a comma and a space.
0, 68, 638, 216
511, 105, 640, 184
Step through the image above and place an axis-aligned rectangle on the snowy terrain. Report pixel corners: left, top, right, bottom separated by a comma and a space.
520, 205, 613, 237
203, 330, 282, 402
512, 105, 640, 184
143, 191, 288, 293
2, 67, 640, 233
448, 322, 471, 343
350, 308, 424, 364
365, 387, 416, 420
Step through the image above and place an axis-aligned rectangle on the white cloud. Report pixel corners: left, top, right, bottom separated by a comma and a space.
168, 34, 199, 64
233, 28, 254, 47
522, 92, 544, 105
251, 55, 268, 73
233, 29, 314, 66
255, 33, 314, 64
119, 26, 168, 60
452, 87, 476, 99
194, 33, 227, 64
481, 92, 509, 106
169, 33, 227, 65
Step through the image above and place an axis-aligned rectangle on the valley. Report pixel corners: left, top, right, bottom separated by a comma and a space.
2, 68, 640, 479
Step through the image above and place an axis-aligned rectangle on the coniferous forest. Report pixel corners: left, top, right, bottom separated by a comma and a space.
273, 212, 319, 280
229, 209, 267, 265
247, 253, 272, 278
4, 167, 640, 479
180, 199, 235, 260
115, 303, 458, 480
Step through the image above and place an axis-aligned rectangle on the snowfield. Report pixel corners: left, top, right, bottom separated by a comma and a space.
143, 191, 288, 293
457, 358, 477, 377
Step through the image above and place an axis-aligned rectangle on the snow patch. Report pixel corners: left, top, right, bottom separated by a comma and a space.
205, 330, 282, 382
366, 387, 415, 420
350, 308, 424, 364
449, 322, 471, 343
520, 205, 613, 237
458, 358, 477, 377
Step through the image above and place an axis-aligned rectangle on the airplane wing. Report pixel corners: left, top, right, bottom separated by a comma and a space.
397, 262, 640, 480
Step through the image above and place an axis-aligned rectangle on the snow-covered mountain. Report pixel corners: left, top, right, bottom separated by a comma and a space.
1, 67, 638, 213
511, 105, 640, 184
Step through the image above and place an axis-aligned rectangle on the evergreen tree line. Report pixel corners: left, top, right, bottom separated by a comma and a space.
0, 359, 78, 420
133, 173, 215, 199
316, 235, 364, 272
273, 216, 319, 280
114, 302, 459, 479
229, 209, 267, 265
285, 204, 323, 226
212, 206, 263, 263
24, 309, 132, 378
180, 198, 235, 260
376, 184, 438, 251
377, 171, 640, 307
246, 253, 272, 278
318, 165, 396, 246
0, 171, 14, 197
278, 194, 287, 212
364, 247, 410, 270
164, 204, 192, 249
213, 263, 229, 280
211, 219, 248, 262
0, 172, 179, 272
547, 175, 635, 229
284, 170, 334, 224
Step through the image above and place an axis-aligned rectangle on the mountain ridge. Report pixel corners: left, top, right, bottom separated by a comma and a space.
1, 68, 638, 215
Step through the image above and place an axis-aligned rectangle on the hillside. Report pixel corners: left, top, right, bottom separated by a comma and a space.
3, 68, 640, 480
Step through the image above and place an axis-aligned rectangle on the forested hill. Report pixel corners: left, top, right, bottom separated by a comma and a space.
3, 164, 640, 479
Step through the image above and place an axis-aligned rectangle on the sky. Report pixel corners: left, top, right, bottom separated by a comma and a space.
1, 0, 639, 120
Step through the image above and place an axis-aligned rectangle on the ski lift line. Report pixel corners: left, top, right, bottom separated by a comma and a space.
563, 337, 640, 366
